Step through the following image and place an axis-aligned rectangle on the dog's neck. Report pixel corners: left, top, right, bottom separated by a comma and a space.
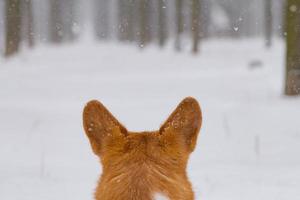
94, 161, 194, 200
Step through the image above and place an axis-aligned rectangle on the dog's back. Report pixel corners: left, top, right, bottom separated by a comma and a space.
83, 97, 202, 200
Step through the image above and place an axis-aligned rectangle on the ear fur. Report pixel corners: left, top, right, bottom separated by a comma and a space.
83, 100, 127, 155
159, 97, 202, 152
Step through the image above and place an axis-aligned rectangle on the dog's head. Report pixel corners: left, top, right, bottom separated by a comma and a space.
83, 97, 202, 172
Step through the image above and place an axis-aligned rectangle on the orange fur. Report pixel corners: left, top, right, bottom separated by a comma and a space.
83, 97, 202, 200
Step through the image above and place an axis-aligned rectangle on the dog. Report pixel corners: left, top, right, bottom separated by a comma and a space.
83, 97, 202, 200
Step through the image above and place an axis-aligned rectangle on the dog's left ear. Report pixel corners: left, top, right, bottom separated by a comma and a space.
159, 97, 202, 152
83, 100, 127, 155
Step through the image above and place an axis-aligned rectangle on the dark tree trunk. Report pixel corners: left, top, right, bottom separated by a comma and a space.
49, 0, 63, 43
191, 0, 200, 53
22, 0, 35, 47
5, 0, 21, 57
265, 0, 273, 48
127, 0, 137, 42
139, 0, 149, 48
175, 0, 183, 51
118, 0, 129, 41
64, 0, 77, 41
118, 0, 136, 42
285, 0, 300, 95
158, 0, 167, 47
95, 0, 109, 39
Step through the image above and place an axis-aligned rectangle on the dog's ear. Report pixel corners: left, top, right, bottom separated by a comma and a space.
159, 97, 202, 152
83, 100, 127, 155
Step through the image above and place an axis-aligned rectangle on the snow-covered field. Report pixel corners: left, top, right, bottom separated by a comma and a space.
0, 39, 299, 200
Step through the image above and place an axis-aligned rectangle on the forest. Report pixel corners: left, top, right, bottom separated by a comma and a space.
0, 1, 300, 200
1, 0, 299, 95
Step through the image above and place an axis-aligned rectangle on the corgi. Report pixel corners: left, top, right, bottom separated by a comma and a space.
83, 97, 202, 200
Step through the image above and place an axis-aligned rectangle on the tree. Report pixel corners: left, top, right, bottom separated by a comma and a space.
22, 0, 34, 47
64, 0, 78, 41
118, 0, 136, 42
265, 0, 273, 48
127, 0, 137, 42
49, 0, 63, 43
158, 0, 167, 47
200, 0, 209, 39
175, 0, 183, 51
285, 0, 300, 95
5, 0, 21, 57
94, 0, 110, 39
191, 0, 200, 53
139, 0, 150, 47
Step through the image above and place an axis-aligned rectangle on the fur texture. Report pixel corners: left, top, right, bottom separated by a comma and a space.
83, 97, 202, 200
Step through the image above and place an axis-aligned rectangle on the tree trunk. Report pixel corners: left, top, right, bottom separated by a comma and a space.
64, 0, 77, 41
139, 0, 149, 48
191, 0, 200, 53
200, 0, 209, 38
285, 0, 300, 95
118, 0, 130, 41
265, 0, 272, 48
118, 0, 136, 42
95, 0, 109, 39
22, 0, 35, 47
158, 0, 167, 47
175, 0, 183, 51
127, 0, 136, 42
49, 0, 63, 43
281, 0, 288, 38
5, 0, 21, 57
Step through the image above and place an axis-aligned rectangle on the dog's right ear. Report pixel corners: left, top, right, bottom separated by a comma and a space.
159, 97, 202, 152
83, 100, 127, 155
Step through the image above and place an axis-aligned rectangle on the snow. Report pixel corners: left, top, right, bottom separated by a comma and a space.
154, 193, 169, 200
0, 38, 300, 200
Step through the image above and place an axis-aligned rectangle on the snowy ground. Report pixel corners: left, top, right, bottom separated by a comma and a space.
0, 39, 300, 200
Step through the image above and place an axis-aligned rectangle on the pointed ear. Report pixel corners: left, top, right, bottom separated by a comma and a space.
159, 97, 202, 152
83, 100, 127, 155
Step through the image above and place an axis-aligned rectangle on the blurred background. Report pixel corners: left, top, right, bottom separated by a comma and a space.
0, 0, 300, 200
